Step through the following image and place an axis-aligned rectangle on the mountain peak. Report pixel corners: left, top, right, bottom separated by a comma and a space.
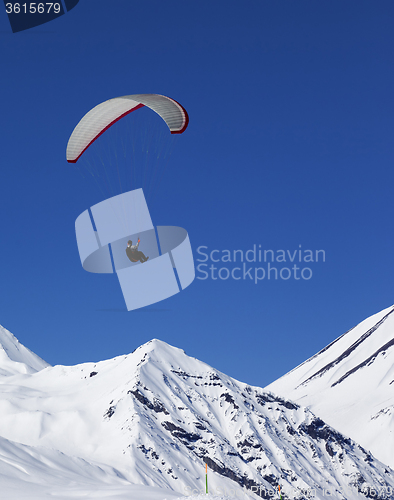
134, 338, 186, 356
131, 338, 207, 374
0, 324, 50, 376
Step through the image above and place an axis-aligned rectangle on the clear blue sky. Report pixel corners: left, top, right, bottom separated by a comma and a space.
0, 1, 393, 388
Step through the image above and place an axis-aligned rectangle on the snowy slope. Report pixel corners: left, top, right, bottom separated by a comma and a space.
0, 433, 148, 500
0, 330, 393, 500
266, 305, 394, 470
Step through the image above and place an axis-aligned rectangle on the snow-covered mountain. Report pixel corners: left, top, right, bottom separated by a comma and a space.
266, 304, 394, 471
0, 326, 393, 500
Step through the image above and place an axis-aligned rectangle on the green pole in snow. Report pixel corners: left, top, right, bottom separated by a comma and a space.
205, 463, 208, 494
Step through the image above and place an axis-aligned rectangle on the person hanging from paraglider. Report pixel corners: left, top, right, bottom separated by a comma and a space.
126, 238, 149, 263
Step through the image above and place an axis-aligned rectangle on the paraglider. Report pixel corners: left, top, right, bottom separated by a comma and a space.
126, 239, 149, 263
68, 94, 195, 311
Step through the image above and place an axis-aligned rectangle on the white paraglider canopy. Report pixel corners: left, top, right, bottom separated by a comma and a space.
66, 94, 189, 163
